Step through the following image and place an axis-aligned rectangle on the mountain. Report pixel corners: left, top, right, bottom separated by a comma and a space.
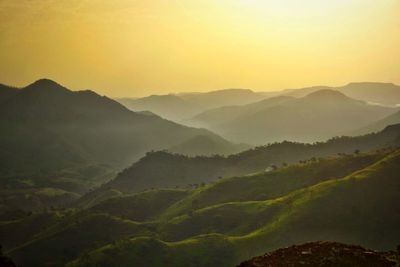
168, 135, 249, 156
179, 89, 275, 110
340, 82, 400, 106
77, 124, 400, 202
237, 242, 398, 267
185, 96, 295, 128
281, 82, 400, 107
116, 95, 203, 121
118, 89, 274, 122
0, 84, 18, 104
0, 79, 241, 211
5, 147, 400, 266
187, 89, 396, 144
355, 111, 400, 135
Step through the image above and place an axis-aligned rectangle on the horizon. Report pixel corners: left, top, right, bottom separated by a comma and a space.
2, 78, 399, 98
1, 0, 399, 97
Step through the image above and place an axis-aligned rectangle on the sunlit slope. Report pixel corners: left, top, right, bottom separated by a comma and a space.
92, 124, 400, 197
157, 153, 385, 221
234, 148, 400, 257
66, 149, 400, 267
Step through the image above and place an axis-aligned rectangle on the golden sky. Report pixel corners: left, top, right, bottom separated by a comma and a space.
0, 0, 399, 97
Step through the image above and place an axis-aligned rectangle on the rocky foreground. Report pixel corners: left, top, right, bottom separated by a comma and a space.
237, 241, 399, 267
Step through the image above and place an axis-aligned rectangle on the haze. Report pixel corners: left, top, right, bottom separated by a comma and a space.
0, 0, 399, 96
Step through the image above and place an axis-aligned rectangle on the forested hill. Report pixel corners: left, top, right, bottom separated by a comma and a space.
94, 123, 400, 196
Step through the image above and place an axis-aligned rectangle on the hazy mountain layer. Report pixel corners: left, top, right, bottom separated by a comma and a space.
282, 82, 400, 106
78, 124, 400, 207
0, 79, 241, 211
117, 89, 275, 122
187, 89, 396, 144
355, 110, 400, 136
117, 82, 400, 125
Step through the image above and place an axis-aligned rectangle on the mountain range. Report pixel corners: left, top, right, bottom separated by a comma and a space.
0, 79, 243, 212
78, 123, 400, 207
117, 89, 273, 121
186, 89, 397, 144
2, 79, 400, 267
117, 82, 400, 125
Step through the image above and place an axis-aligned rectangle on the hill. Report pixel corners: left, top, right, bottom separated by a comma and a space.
0, 79, 240, 211
116, 95, 202, 121
282, 82, 400, 107
82, 123, 400, 198
179, 89, 274, 111
340, 82, 400, 106
185, 96, 295, 129
0, 84, 18, 104
237, 241, 398, 267
355, 111, 400, 135
3, 148, 400, 266
168, 135, 249, 156
186, 89, 396, 144
118, 89, 273, 122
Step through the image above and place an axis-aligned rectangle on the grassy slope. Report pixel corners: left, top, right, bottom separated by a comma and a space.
100, 124, 400, 198
89, 189, 190, 222
66, 150, 400, 267
158, 153, 385, 221
9, 213, 154, 267
5, 150, 400, 267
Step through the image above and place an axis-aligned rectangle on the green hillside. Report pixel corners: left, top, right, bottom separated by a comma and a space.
3, 148, 400, 266
89, 124, 400, 197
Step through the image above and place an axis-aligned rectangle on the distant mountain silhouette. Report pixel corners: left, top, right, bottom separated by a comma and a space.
354, 110, 400, 135
117, 94, 203, 121
185, 96, 295, 128
187, 89, 396, 144
282, 82, 400, 106
117, 82, 400, 124
179, 88, 274, 110
0, 79, 241, 198
118, 89, 275, 122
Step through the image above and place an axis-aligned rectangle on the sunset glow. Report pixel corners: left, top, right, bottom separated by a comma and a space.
0, 0, 399, 96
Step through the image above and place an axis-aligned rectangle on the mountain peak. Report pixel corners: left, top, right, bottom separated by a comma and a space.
305, 89, 349, 99
25, 79, 69, 92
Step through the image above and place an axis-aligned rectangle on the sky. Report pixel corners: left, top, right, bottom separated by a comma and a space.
0, 0, 399, 97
